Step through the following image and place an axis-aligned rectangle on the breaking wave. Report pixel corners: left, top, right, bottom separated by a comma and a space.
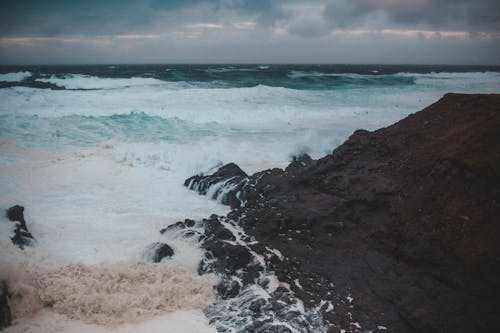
35, 74, 171, 90
0, 72, 32, 82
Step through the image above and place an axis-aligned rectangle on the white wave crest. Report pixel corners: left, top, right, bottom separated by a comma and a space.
0, 71, 32, 82
35, 74, 170, 90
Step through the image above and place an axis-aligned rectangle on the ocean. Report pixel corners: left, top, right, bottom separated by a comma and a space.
0, 65, 499, 332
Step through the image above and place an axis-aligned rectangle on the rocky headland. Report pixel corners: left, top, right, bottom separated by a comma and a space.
182, 93, 500, 332
2, 93, 499, 333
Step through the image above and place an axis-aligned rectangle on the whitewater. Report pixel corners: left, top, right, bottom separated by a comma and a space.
0, 65, 499, 332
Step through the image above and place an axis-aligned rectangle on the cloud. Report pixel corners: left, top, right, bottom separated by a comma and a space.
186, 23, 224, 29
323, 0, 500, 32
0, 0, 281, 37
0, 0, 498, 64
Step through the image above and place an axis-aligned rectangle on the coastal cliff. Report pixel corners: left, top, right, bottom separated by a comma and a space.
185, 93, 500, 332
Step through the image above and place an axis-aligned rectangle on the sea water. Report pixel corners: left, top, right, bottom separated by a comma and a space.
0, 64, 499, 332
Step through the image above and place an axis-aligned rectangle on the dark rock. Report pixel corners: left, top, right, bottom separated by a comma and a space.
183, 230, 202, 238
184, 219, 196, 227
205, 241, 252, 274
216, 279, 241, 299
185, 163, 249, 208
6, 205, 27, 230
184, 163, 247, 193
0, 282, 11, 331
160, 221, 186, 234
5, 205, 34, 248
144, 242, 174, 263
204, 217, 235, 241
254, 323, 293, 333
285, 153, 314, 174
249, 298, 268, 313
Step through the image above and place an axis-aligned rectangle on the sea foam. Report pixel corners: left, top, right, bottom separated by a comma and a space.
3, 261, 216, 325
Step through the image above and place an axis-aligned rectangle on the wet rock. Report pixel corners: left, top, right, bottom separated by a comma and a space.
205, 241, 252, 274
249, 297, 268, 313
184, 219, 196, 227
6, 205, 27, 230
0, 282, 11, 331
144, 242, 174, 263
160, 221, 186, 234
204, 217, 235, 241
216, 279, 241, 299
184, 163, 247, 194
5, 205, 34, 248
185, 163, 249, 208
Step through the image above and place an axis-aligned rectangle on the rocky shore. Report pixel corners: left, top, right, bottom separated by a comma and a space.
184, 93, 500, 332
2, 93, 498, 333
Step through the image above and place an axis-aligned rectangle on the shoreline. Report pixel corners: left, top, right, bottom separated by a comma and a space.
2, 93, 499, 332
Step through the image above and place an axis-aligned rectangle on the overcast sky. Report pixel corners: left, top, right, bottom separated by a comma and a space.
0, 0, 499, 64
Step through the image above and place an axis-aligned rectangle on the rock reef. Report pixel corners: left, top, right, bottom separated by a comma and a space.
185, 94, 500, 333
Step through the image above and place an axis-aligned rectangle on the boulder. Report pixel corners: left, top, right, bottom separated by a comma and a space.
143, 242, 174, 263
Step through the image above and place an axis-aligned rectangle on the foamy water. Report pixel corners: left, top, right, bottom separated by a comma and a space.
0, 65, 498, 332
0, 141, 227, 332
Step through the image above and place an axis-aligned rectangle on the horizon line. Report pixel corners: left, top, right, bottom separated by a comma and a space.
1, 63, 500, 67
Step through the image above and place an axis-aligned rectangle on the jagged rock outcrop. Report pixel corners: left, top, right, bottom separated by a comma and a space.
185, 94, 500, 333
161, 214, 326, 333
185, 163, 248, 208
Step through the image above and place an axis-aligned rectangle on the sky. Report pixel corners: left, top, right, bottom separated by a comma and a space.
0, 0, 499, 64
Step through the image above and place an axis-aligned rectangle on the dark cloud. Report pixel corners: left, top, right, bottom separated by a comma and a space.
0, 0, 285, 37
324, 0, 500, 31
0, 0, 498, 64
0, 0, 156, 36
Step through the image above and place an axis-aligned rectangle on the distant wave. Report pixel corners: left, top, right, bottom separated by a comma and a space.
0, 71, 32, 82
288, 71, 416, 87
396, 71, 500, 79
287, 70, 338, 78
35, 74, 169, 90
202, 67, 258, 73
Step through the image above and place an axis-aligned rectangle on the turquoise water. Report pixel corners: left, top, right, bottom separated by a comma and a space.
0, 65, 499, 164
